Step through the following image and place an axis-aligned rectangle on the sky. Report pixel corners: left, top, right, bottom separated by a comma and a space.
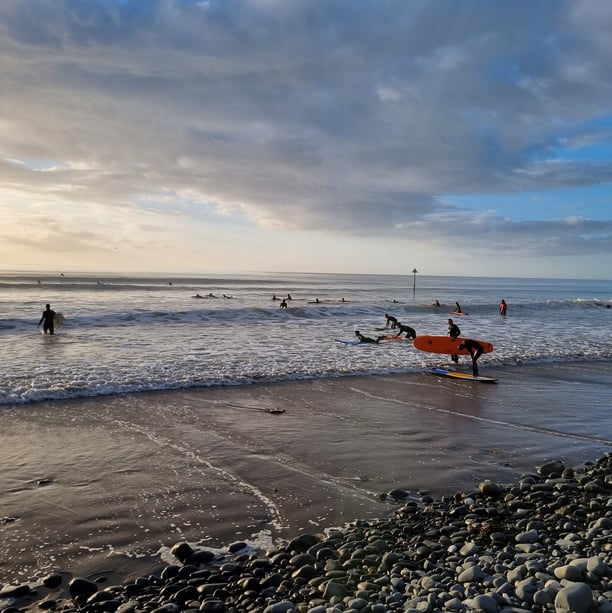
1, 0, 612, 279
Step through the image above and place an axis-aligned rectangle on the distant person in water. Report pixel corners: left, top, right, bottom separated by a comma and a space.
272, 295, 279, 301
384, 313, 398, 329
354, 330, 382, 344
279, 299, 288, 309
434, 300, 441, 307
38, 303, 56, 335
499, 299, 507, 316
223, 294, 233, 299
447, 318, 461, 363
287, 294, 292, 300
394, 322, 416, 339
458, 339, 484, 377
454, 302, 463, 313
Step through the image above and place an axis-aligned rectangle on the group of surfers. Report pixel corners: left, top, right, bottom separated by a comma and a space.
354, 298, 507, 377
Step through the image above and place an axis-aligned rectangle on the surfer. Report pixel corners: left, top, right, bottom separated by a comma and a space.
355, 330, 383, 344
279, 299, 288, 309
433, 300, 441, 307
499, 299, 507, 316
394, 322, 416, 339
454, 302, 463, 313
447, 318, 461, 363
384, 313, 398, 329
38, 303, 56, 335
458, 339, 484, 377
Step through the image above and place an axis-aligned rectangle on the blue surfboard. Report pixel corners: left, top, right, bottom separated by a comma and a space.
427, 367, 497, 383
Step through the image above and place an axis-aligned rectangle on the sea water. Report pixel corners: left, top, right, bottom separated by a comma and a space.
1, 271, 611, 585
1, 272, 611, 404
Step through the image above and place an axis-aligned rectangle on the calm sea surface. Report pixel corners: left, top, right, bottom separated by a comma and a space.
1, 272, 611, 404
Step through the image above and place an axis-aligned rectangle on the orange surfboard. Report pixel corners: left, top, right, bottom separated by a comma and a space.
413, 335, 494, 355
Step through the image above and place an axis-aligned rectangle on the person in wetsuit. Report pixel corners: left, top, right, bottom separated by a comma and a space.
499, 299, 507, 316
384, 313, 398, 329
458, 339, 484, 377
394, 322, 417, 339
355, 330, 383, 344
447, 318, 461, 363
39, 303, 56, 335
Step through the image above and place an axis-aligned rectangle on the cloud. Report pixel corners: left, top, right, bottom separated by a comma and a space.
0, 0, 611, 272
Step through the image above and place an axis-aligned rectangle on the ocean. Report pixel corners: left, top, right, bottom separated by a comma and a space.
0, 272, 611, 586
1, 272, 611, 404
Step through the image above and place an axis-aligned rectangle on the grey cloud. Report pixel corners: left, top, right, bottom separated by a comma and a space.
1, 0, 611, 258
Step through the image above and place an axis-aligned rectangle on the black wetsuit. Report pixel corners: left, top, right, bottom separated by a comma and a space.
39, 308, 56, 335
356, 333, 380, 344
395, 324, 416, 339
385, 314, 398, 329
460, 339, 484, 376
448, 321, 461, 362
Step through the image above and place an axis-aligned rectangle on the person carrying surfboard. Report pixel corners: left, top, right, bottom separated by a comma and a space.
38, 303, 56, 335
458, 339, 484, 377
447, 318, 461, 363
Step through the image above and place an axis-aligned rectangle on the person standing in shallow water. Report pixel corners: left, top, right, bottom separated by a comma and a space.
499, 299, 507, 316
39, 303, 56, 335
447, 318, 461, 363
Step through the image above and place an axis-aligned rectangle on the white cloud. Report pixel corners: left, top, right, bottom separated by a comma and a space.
0, 0, 611, 277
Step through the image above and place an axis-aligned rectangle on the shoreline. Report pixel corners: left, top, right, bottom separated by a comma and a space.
1, 362, 611, 605
1, 452, 611, 612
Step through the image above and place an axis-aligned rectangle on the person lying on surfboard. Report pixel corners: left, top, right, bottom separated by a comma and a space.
355, 330, 383, 344
458, 339, 484, 377
447, 318, 461, 363
394, 322, 416, 340
454, 302, 463, 313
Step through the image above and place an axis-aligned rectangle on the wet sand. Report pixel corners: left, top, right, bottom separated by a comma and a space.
1, 362, 611, 587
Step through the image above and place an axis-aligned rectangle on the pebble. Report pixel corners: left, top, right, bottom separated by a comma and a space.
1, 453, 611, 613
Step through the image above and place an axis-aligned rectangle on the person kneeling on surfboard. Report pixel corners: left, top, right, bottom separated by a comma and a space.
384, 313, 398, 329
39, 303, 56, 335
394, 322, 416, 339
458, 339, 484, 377
355, 330, 383, 344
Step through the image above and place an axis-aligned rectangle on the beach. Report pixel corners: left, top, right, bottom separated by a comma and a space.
1, 362, 611, 602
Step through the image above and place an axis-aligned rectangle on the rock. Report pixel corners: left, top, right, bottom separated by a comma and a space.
68, 578, 98, 598
479, 480, 503, 496
170, 542, 195, 563
538, 461, 565, 476
467, 594, 498, 613
554, 583, 593, 613
458, 565, 485, 583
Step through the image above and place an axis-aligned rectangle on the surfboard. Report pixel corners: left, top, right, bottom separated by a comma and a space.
54, 313, 64, 330
451, 310, 468, 316
427, 367, 497, 383
379, 335, 412, 342
413, 335, 494, 355
335, 339, 376, 346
